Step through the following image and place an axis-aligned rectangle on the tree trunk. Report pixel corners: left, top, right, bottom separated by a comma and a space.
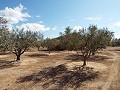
49, 49, 50, 54
48, 47, 51, 54
38, 47, 40, 51
16, 54, 21, 61
92, 52, 95, 56
82, 58, 87, 66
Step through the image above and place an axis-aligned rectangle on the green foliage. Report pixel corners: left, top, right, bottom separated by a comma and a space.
59, 27, 82, 51
0, 16, 114, 63
34, 32, 44, 50
10, 29, 41, 60
79, 25, 113, 66
81, 26, 113, 56
59, 27, 72, 50
111, 38, 120, 47
60, 25, 114, 66
0, 16, 10, 52
42, 38, 60, 53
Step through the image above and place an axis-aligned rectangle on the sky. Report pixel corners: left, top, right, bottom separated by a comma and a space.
0, 0, 120, 38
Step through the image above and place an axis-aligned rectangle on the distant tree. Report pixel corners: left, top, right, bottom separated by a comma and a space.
43, 38, 59, 54
0, 16, 10, 52
68, 30, 82, 51
0, 16, 8, 28
10, 29, 40, 61
59, 27, 83, 53
35, 32, 44, 51
111, 38, 120, 47
59, 27, 73, 50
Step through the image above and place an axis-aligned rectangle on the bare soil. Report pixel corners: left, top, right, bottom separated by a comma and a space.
0, 47, 120, 90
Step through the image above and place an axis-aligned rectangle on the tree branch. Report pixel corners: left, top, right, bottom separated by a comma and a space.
20, 47, 27, 55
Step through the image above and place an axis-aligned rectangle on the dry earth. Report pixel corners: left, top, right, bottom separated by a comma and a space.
0, 47, 120, 90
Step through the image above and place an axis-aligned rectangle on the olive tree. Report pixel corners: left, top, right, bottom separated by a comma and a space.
78, 25, 113, 66
91, 28, 114, 55
35, 32, 44, 51
60, 25, 113, 66
10, 29, 40, 61
111, 38, 120, 47
59, 27, 73, 50
0, 16, 10, 52
42, 38, 59, 54
59, 27, 83, 54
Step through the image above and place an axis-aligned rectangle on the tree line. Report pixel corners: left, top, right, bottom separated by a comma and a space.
0, 16, 115, 66
43, 26, 114, 66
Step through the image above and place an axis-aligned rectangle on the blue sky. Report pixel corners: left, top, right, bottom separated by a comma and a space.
0, 0, 120, 38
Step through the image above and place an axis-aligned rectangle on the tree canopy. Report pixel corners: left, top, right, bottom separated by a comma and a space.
10, 29, 43, 61
0, 16, 115, 64
59, 25, 114, 66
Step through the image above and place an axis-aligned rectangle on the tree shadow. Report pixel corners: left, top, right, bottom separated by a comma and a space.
66, 54, 109, 61
0, 52, 10, 55
90, 55, 109, 61
26, 54, 48, 58
66, 54, 83, 61
0, 60, 18, 69
17, 64, 99, 89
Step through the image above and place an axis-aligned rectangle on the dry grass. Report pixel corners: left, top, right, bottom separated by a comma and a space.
17, 64, 99, 90
0, 49, 119, 90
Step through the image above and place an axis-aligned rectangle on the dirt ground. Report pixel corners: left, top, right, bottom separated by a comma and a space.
0, 47, 120, 90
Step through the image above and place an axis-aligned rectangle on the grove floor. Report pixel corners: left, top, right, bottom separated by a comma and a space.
0, 47, 120, 90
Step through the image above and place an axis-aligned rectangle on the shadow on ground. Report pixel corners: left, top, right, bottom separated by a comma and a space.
26, 54, 48, 58
0, 52, 10, 55
66, 54, 83, 61
0, 60, 18, 69
17, 64, 99, 89
66, 54, 109, 61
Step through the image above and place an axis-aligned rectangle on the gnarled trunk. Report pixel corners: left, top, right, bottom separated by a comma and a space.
92, 52, 95, 56
82, 58, 87, 66
38, 47, 40, 51
49, 49, 50, 54
82, 51, 91, 66
13, 47, 27, 61
48, 47, 51, 54
16, 54, 21, 61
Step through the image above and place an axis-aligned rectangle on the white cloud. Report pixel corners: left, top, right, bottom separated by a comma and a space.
113, 21, 120, 27
69, 19, 76, 22
73, 26, 82, 31
16, 23, 50, 32
38, 21, 44, 24
36, 15, 40, 18
0, 4, 31, 25
52, 26, 57, 30
69, 19, 81, 22
85, 17, 103, 21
